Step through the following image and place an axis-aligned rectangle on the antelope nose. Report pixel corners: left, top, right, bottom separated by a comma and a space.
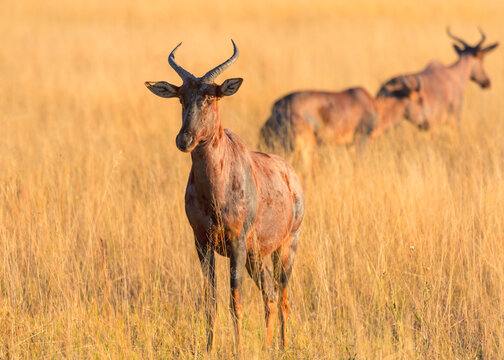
176, 132, 195, 152
418, 120, 430, 131
481, 79, 491, 88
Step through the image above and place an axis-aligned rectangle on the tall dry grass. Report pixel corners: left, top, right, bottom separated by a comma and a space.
1, 0, 503, 358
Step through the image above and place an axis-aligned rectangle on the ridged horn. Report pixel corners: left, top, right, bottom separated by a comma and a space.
415, 75, 422, 91
475, 27, 486, 48
400, 75, 413, 90
201, 40, 239, 83
168, 42, 195, 81
446, 27, 469, 48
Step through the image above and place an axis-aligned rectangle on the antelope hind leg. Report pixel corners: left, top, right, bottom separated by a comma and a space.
246, 251, 278, 347
273, 228, 301, 349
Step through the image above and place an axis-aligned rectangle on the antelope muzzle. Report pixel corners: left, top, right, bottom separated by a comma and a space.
418, 120, 430, 131
480, 79, 491, 89
176, 131, 195, 152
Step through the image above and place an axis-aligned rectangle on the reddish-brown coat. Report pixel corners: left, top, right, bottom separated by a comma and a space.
185, 121, 303, 259
146, 41, 304, 352
377, 29, 498, 129
260, 86, 426, 163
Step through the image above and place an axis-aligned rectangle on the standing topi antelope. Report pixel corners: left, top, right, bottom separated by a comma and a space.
377, 28, 499, 131
145, 41, 305, 352
259, 81, 427, 164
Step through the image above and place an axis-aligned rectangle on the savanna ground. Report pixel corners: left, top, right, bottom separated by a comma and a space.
1, 0, 504, 358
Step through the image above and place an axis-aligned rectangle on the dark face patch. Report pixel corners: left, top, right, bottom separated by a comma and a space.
175, 80, 221, 152
467, 54, 491, 89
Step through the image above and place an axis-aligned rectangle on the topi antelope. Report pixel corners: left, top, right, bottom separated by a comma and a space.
377, 28, 499, 131
145, 41, 305, 352
259, 81, 426, 164
371, 75, 429, 138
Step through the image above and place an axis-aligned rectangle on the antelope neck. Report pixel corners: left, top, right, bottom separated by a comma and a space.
189, 105, 229, 186
376, 96, 405, 130
449, 56, 473, 87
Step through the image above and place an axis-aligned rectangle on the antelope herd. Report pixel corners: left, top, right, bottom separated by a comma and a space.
145, 28, 498, 352
259, 76, 427, 164
260, 28, 498, 162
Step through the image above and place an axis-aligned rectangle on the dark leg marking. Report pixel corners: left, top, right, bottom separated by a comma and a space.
246, 251, 278, 346
195, 239, 217, 353
229, 238, 247, 352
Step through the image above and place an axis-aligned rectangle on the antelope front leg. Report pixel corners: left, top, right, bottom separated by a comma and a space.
246, 252, 278, 347
229, 238, 247, 353
195, 241, 217, 353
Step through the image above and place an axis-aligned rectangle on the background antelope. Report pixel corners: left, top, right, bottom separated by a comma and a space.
259, 81, 427, 164
371, 75, 430, 139
145, 41, 305, 352
377, 28, 499, 131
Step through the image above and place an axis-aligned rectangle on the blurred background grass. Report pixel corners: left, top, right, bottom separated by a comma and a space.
1, 0, 503, 358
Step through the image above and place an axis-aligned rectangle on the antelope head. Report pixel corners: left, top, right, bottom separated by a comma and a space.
145, 40, 243, 152
399, 75, 429, 130
447, 27, 499, 88
377, 75, 429, 130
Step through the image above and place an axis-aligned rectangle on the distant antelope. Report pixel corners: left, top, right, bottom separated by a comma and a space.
259, 80, 426, 164
145, 41, 304, 352
371, 75, 429, 139
377, 28, 499, 130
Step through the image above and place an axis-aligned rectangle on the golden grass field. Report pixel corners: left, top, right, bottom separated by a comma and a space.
1, 0, 504, 358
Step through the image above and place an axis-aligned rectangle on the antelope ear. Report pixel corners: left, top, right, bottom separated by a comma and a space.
482, 42, 499, 53
218, 78, 243, 97
145, 81, 179, 98
453, 44, 463, 56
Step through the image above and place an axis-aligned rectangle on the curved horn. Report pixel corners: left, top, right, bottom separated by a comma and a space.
415, 75, 423, 91
168, 42, 195, 81
400, 75, 413, 90
446, 27, 469, 48
475, 27, 486, 48
201, 40, 239, 83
